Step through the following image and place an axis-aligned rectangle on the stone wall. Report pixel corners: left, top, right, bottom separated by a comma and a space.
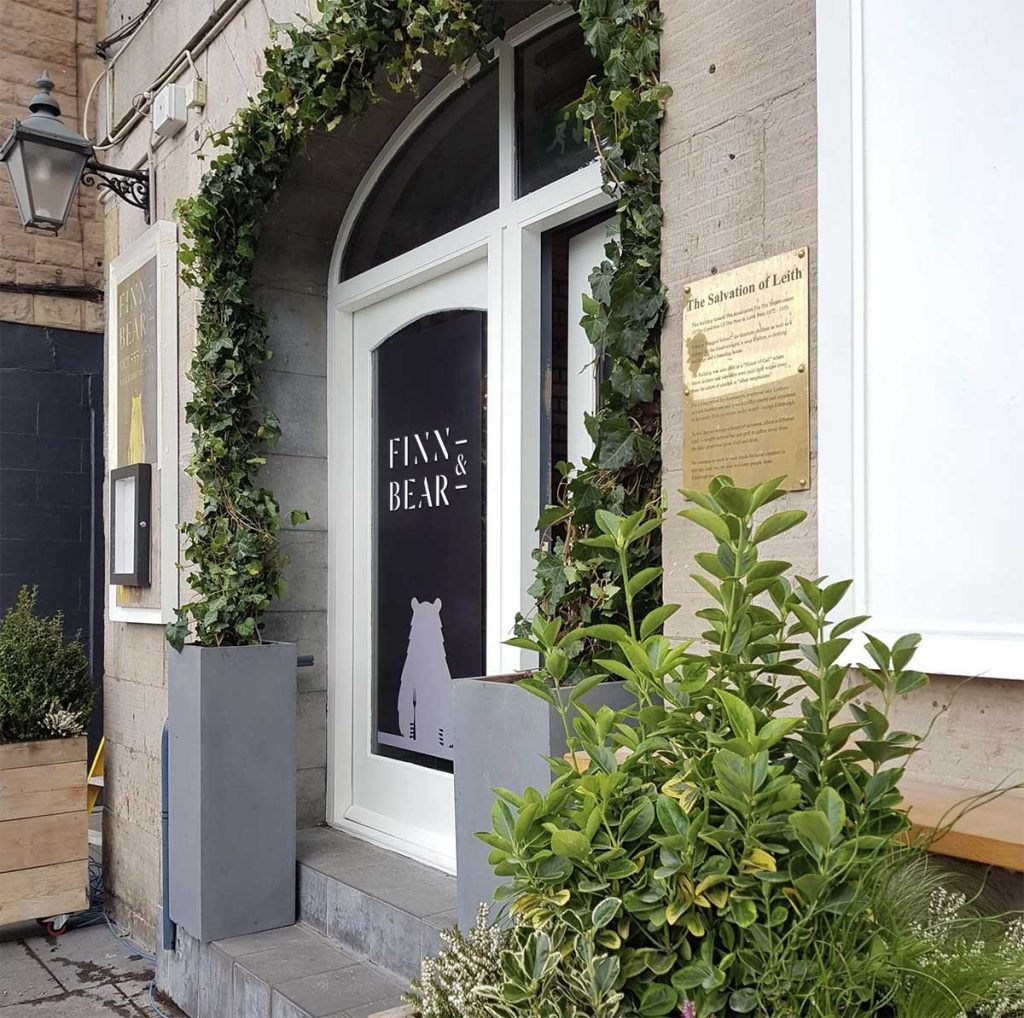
99, 0, 321, 948
96, 0, 451, 947
0, 0, 104, 331
657, 0, 1023, 792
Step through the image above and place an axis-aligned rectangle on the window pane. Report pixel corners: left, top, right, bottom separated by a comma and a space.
342, 70, 499, 280
516, 18, 600, 196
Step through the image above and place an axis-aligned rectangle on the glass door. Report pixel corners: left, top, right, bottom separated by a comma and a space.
345, 258, 488, 866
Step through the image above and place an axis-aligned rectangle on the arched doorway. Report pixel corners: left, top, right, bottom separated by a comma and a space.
327, 5, 613, 869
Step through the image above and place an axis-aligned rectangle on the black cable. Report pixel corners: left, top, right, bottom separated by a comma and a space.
95, 0, 159, 55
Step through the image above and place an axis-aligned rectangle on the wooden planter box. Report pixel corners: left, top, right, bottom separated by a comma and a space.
0, 737, 88, 925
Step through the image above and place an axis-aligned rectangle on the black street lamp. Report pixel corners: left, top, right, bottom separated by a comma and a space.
0, 72, 150, 233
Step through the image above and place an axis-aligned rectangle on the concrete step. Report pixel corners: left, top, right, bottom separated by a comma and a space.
296, 827, 457, 985
161, 920, 409, 1018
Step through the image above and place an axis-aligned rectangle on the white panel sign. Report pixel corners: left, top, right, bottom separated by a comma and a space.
817, 1, 1024, 679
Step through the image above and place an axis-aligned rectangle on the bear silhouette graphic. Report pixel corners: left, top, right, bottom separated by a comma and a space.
397, 597, 454, 751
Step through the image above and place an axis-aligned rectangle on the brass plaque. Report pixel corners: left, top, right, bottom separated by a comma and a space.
682, 248, 810, 491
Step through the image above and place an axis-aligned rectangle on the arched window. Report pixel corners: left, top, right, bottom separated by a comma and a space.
341, 68, 500, 279
339, 13, 600, 280
328, 7, 612, 869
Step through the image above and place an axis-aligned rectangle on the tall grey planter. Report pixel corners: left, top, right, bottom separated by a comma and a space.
453, 676, 632, 931
168, 642, 297, 943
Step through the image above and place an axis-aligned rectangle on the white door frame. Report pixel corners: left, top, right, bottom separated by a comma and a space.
326, 6, 612, 869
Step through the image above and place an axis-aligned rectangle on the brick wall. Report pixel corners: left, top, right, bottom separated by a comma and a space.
0, 321, 104, 746
0, 0, 104, 332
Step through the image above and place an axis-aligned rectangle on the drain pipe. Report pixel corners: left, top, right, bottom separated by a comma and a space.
161, 721, 175, 953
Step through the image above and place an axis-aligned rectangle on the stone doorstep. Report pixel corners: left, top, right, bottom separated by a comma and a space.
295, 827, 457, 985
159, 826, 456, 1017
160, 921, 408, 1018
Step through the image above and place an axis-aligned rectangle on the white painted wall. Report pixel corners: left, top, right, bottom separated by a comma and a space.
818, 0, 1024, 680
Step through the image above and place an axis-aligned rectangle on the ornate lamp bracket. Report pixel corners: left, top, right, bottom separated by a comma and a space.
83, 159, 151, 223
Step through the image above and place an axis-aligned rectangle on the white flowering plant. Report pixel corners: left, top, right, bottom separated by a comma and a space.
407, 904, 626, 1018
407, 904, 507, 1018
893, 876, 1024, 1018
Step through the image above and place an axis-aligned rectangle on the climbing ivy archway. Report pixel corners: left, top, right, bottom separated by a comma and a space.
167, 0, 669, 654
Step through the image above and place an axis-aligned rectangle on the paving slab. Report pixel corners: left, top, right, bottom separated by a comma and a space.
333, 995, 409, 1018
32, 924, 154, 991
0, 921, 186, 1017
297, 826, 455, 983
0, 983, 145, 1017
236, 936, 361, 985
296, 829, 387, 877
275, 962, 404, 1017
0, 939, 64, 1006
216, 923, 316, 959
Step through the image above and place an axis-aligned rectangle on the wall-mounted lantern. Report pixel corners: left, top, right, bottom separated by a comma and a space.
110, 463, 152, 587
0, 72, 149, 233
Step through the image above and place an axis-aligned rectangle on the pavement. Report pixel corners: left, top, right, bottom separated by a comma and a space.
0, 920, 186, 1017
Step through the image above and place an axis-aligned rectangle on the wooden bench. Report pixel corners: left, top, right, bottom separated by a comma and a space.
901, 779, 1024, 872
565, 751, 1024, 871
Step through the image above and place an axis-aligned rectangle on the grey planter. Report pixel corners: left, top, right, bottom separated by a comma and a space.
168, 641, 297, 942
452, 675, 633, 931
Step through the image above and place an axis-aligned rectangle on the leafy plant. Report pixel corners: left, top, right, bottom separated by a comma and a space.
408, 905, 625, 1018
166, 0, 670, 656
483, 476, 941, 1016
517, 0, 669, 672
0, 586, 93, 743
166, 0, 502, 650
476, 923, 625, 1018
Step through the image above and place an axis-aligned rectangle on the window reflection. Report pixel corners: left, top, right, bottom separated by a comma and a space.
516, 18, 600, 196
342, 68, 499, 280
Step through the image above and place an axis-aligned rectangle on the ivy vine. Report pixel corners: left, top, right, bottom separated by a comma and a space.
166, 0, 668, 655
520, 0, 669, 678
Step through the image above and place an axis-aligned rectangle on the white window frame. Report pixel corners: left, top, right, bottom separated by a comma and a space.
107, 219, 178, 625
816, 1, 1024, 680
325, 5, 612, 863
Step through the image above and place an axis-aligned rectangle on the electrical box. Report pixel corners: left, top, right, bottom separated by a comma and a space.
185, 78, 207, 111
152, 84, 187, 137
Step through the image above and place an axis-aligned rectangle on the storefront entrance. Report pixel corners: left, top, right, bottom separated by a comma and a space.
327, 6, 610, 869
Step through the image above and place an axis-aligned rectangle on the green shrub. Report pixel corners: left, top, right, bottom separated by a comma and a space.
0, 586, 93, 743
481, 476, 1019, 1017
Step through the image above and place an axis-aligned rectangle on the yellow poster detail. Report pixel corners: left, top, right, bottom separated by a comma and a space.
114, 257, 157, 607
116, 258, 157, 469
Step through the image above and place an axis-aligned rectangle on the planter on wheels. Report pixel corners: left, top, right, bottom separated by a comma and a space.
168, 641, 296, 942
452, 676, 632, 931
0, 736, 88, 928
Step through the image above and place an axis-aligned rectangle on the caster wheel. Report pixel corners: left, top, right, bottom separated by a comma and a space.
37, 915, 70, 936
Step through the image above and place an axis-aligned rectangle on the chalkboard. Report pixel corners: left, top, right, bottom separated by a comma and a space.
374, 310, 486, 767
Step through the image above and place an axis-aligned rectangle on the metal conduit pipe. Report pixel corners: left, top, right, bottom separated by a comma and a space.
160, 720, 175, 953
93, 0, 250, 150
